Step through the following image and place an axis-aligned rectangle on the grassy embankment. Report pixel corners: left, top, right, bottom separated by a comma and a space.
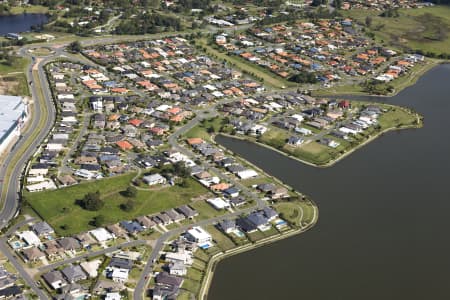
313, 58, 441, 97
343, 6, 450, 56
24, 173, 209, 235
195, 38, 295, 89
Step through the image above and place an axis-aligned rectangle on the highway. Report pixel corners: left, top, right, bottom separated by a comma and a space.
0, 52, 55, 230
0, 48, 59, 299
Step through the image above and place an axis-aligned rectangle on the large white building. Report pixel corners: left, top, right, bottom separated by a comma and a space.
0, 95, 28, 155
185, 226, 212, 245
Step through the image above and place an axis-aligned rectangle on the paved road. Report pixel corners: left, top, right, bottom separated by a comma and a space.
0, 50, 58, 299
133, 204, 260, 300
133, 102, 268, 299
39, 239, 147, 273
0, 53, 55, 230
0, 239, 49, 299
0, 32, 269, 299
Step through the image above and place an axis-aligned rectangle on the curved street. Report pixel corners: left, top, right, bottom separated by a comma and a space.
0, 35, 305, 299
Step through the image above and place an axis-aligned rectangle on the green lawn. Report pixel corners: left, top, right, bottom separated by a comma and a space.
274, 201, 311, 227
181, 278, 201, 295
343, 6, 450, 55
184, 117, 224, 142
190, 201, 226, 220
9, 5, 49, 14
0, 57, 29, 75
259, 127, 289, 149
24, 173, 209, 235
378, 106, 419, 129
186, 267, 204, 282
205, 225, 236, 251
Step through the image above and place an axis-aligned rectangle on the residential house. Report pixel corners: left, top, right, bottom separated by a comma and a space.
61, 265, 87, 283
43, 271, 67, 290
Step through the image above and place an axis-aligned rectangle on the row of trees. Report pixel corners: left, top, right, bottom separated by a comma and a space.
115, 12, 183, 34
289, 72, 318, 84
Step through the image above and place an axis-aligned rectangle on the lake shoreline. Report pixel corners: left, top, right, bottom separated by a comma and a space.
213, 104, 423, 169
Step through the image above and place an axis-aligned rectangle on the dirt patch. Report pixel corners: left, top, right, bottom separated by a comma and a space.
0, 76, 19, 94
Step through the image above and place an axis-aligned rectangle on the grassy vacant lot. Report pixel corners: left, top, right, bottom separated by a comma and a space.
274, 200, 316, 227
0, 57, 29, 75
378, 106, 418, 129
0, 57, 30, 96
0, 73, 29, 96
184, 117, 224, 142
8, 5, 49, 14
25, 173, 209, 235
343, 6, 450, 55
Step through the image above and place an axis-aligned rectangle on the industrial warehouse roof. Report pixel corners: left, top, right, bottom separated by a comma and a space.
0, 95, 25, 142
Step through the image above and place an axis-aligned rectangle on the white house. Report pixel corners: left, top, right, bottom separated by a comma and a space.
206, 197, 230, 210
143, 173, 166, 186
111, 268, 129, 283
295, 127, 312, 135
26, 180, 57, 192
105, 292, 121, 300
165, 251, 193, 265
169, 261, 187, 276
18, 231, 41, 246
236, 169, 258, 179
185, 227, 212, 245
89, 228, 114, 242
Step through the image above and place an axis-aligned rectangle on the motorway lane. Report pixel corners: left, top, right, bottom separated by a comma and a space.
0, 51, 57, 299
0, 52, 56, 229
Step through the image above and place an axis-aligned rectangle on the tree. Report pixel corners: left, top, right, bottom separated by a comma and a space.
92, 215, 105, 227
173, 161, 190, 178
124, 186, 138, 198
365, 16, 372, 27
68, 41, 82, 53
121, 199, 135, 212
289, 72, 318, 84
79, 191, 104, 211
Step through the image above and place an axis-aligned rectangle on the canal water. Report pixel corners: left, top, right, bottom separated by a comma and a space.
0, 13, 48, 35
211, 64, 450, 300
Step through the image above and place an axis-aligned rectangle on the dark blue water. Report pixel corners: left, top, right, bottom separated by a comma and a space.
211, 64, 450, 300
0, 13, 48, 35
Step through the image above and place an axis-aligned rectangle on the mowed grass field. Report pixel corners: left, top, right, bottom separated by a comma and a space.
24, 173, 209, 235
343, 6, 450, 55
